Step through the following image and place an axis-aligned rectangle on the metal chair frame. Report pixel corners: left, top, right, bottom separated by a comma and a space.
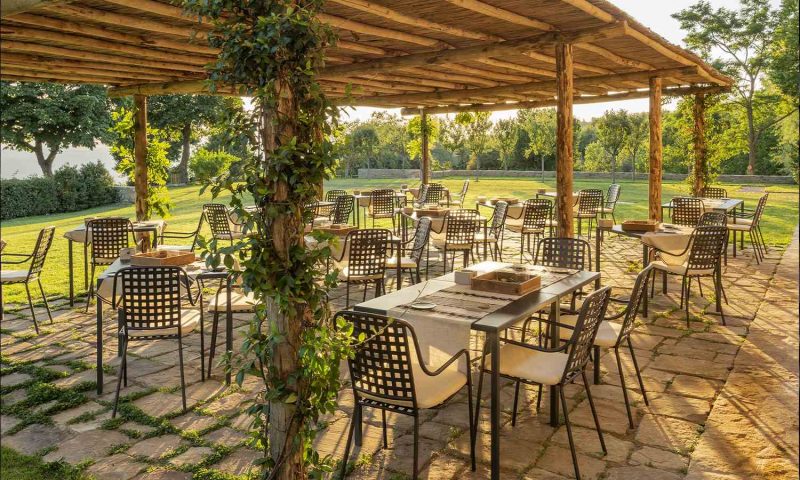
575, 189, 603, 239
514, 199, 551, 261
159, 215, 203, 251
601, 184, 621, 223
337, 229, 390, 308
477, 200, 507, 261
446, 179, 470, 208
85, 218, 137, 312
203, 203, 238, 244
331, 195, 355, 226
396, 217, 432, 287
729, 194, 768, 263
700, 186, 728, 199
440, 209, 479, 273
671, 197, 704, 227
365, 188, 396, 232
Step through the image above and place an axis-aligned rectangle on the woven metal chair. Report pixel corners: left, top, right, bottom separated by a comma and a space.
0, 226, 55, 333
200, 279, 257, 378
85, 218, 137, 312
600, 184, 621, 223
417, 183, 445, 207
475, 287, 611, 480
700, 186, 727, 199
445, 179, 469, 208
650, 226, 728, 326
111, 266, 201, 417
203, 203, 243, 244
365, 188, 396, 231
319, 189, 347, 218
432, 209, 479, 273
507, 199, 550, 261
728, 194, 768, 263
671, 197, 704, 227
535, 237, 592, 312
335, 229, 390, 308
474, 200, 507, 261
387, 216, 432, 287
337, 310, 475, 480
330, 194, 355, 226
158, 214, 203, 252
698, 211, 727, 227
575, 189, 603, 239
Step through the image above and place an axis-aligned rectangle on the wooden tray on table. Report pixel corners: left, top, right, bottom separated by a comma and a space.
131, 250, 197, 266
415, 206, 449, 217
471, 269, 541, 296
317, 224, 357, 236
621, 220, 659, 232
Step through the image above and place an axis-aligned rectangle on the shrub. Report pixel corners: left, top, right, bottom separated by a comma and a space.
53, 165, 83, 211
189, 148, 237, 184
1, 176, 58, 220
77, 161, 117, 208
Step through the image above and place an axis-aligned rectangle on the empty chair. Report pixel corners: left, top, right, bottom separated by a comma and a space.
417, 183, 445, 207
671, 197, 704, 226
575, 189, 603, 238
432, 209, 479, 273
700, 186, 727, 198
331, 195, 355, 225
600, 184, 621, 223
158, 215, 203, 252
474, 200, 507, 261
85, 218, 138, 312
728, 194, 768, 263
203, 204, 243, 244
200, 280, 257, 378
337, 310, 475, 480
475, 287, 612, 480
0, 226, 56, 333
387, 217, 432, 287
698, 211, 727, 227
535, 237, 592, 311
365, 188, 396, 231
445, 179, 470, 208
319, 189, 347, 218
335, 229, 390, 308
507, 199, 550, 261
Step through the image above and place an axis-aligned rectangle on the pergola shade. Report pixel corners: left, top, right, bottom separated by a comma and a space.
0, 0, 731, 111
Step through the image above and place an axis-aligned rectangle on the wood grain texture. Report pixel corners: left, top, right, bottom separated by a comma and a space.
648, 77, 662, 221
693, 93, 707, 197
556, 42, 574, 238
133, 94, 148, 222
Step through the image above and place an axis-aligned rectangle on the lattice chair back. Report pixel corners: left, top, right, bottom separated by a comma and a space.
605, 184, 621, 210
346, 229, 389, 278
203, 204, 234, 239
687, 226, 727, 272
577, 189, 603, 215
489, 201, 508, 236
445, 209, 479, 245
424, 183, 445, 206
370, 189, 395, 217
563, 286, 611, 383
522, 199, 551, 230
332, 195, 355, 224
28, 226, 56, 279
339, 310, 418, 409
409, 217, 432, 265
619, 266, 653, 340
326, 189, 347, 202
114, 266, 189, 338
672, 197, 704, 226
457, 179, 470, 202
698, 212, 727, 227
752, 194, 769, 226
535, 237, 591, 271
88, 218, 133, 265
701, 186, 727, 199
416, 184, 429, 204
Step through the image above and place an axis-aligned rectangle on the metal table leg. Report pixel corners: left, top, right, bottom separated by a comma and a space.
642, 244, 650, 316
68, 240, 74, 307
549, 301, 560, 426
83, 242, 89, 290
226, 277, 233, 386
489, 330, 501, 480
96, 286, 103, 395
595, 227, 601, 289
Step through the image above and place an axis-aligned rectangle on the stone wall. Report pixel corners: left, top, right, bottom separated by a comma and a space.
114, 186, 136, 204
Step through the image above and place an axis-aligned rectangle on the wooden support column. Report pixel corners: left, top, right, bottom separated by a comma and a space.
420, 110, 430, 184
555, 42, 574, 237
133, 94, 148, 222
648, 77, 662, 221
692, 93, 707, 196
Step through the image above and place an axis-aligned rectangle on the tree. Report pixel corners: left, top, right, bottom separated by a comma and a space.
583, 142, 611, 172
455, 111, 492, 175
519, 108, 557, 175
406, 114, 440, 169
674, 0, 797, 174
0, 82, 111, 177
769, 0, 799, 103
595, 109, 631, 183
493, 118, 520, 170
622, 113, 648, 179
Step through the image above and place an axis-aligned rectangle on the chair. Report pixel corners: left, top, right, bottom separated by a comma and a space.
203, 204, 243, 244
671, 197, 704, 227
111, 266, 201, 418
535, 237, 592, 311
335, 229, 389, 308
320, 189, 347, 217
365, 188, 396, 231
600, 184, 621, 223
475, 287, 612, 480
728, 194, 768, 263
701, 186, 727, 199
0, 227, 56, 333
158, 215, 203, 252
432, 209, 479, 273
416, 183, 445, 207
445, 179, 469, 208
575, 189, 603, 239
698, 211, 727, 227
474, 200, 507, 261
650, 226, 728, 326
330, 194, 355, 225
337, 310, 475, 480
507, 199, 550, 261
85, 218, 137, 312
387, 217, 432, 287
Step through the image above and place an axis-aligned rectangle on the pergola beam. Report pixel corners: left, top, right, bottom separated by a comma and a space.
556, 42, 574, 238
649, 77, 663, 221
47, 4, 207, 40
0, 0, 62, 17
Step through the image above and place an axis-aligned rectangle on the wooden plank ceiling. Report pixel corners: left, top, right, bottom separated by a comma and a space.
0, 0, 731, 112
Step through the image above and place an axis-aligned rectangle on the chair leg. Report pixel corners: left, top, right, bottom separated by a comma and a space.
199, 305, 205, 382
37, 279, 53, 324
178, 336, 187, 412
627, 338, 649, 405
511, 381, 521, 427
412, 414, 419, 480
662, 271, 667, 294
208, 311, 219, 378
112, 335, 128, 418
581, 370, 607, 454
684, 276, 691, 327
615, 347, 635, 429
559, 385, 582, 480
24, 283, 40, 334
536, 384, 543, 413
715, 273, 726, 326
381, 409, 388, 448
473, 343, 488, 436
593, 345, 601, 385
85, 264, 96, 313
339, 408, 356, 479
466, 368, 476, 471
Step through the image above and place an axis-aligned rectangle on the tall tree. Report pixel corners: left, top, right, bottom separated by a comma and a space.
623, 113, 649, 180
596, 109, 631, 184
455, 111, 492, 175
0, 82, 111, 177
769, 0, 799, 103
406, 114, 439, 169
519, 108, 557, 174
493, 118, 520, 170
674, 0, 797, 174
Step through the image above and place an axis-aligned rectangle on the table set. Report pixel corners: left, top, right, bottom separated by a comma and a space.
398, 209, 490, 259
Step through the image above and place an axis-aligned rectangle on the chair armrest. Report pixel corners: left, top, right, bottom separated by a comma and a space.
160, 231, 198, 240
609, 295, 630, 305
0, 253, 32, 264
502, 337, 569, 353
419, 349, 470, 377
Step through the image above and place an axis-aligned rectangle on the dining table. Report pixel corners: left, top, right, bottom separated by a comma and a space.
354, 261, 600, 480
474, 198, 525, 220
661, 197, 745, 255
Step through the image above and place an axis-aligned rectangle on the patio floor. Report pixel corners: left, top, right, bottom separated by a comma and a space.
1, 228, 797, 480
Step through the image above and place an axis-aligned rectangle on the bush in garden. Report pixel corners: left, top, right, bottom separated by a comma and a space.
77, 161, 117, 208
1, 176, 58, 220
189, 148, 237, 183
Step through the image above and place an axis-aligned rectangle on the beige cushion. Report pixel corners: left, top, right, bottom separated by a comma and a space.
1, 270, 28, 283
338, 266, 385, 282
208, 291, 257, 312
127, 310, 200, 338
474, 233, 497, 243
650, 259, 713, 276
156, 244, 193, 252
485, 344, 568, 386
386, 257, 417, 269
505, 224, 543, 234
600, 207, 615, 213
728, 222, 753, 231
558, 315, 622, 348
432, 238, 473, 250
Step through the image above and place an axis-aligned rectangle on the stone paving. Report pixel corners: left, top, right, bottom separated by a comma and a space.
1, 228, 797, 480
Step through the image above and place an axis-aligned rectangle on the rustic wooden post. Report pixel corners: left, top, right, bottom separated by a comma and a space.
648, 77, 662, 221
420, 110, 430, 184
133, 94, 148, 222
556, 42, 574, 237
692, 93, 707, 197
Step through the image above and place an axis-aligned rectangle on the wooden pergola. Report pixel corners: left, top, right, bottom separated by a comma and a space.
0, 0, 730, 236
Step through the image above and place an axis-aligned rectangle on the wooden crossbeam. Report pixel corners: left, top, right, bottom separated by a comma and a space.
1, 0, 61, 17
0, 52, 200, 78
443, 0, 554, 31
2, 66, 123, 84
3, 59, 179, 82
318, 12, 449, 48
47, 4, 206, 40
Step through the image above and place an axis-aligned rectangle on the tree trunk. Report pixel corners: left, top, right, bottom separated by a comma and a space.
648, 77, 663, 221
555, 42, 574, 237
178, 123, 191, 184
133, 94, 149, 222
692, 93, 707, 196
611, 154, 616, 184
746, 105, 757, 175
33, 140, 57, 177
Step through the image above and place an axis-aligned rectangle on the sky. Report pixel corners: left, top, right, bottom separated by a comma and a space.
1, 0, 776, 179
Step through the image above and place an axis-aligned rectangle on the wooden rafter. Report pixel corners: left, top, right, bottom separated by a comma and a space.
0, 52, 199, 78
46, 4, 207, 40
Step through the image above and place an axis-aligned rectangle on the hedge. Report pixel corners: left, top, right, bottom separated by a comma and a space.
1, 162, 118, 220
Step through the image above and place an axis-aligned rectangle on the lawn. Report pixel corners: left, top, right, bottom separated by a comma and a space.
1, 176, 796, 304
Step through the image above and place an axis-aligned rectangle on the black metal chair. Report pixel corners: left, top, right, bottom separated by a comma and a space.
474, 200, 507, 261
600, 184, 621, 223
330, 194, 355, 226
0, 226, 55, 333
700, 186, 727, 199
337, 310, 475, 480
203, 203, 243, 244
507, 199, 550, 261
728, 194, 768, 263
85, 218, 137, 312
698, 211, 727, 226
365, 188, 396, 231
475, 287, 612, 480
432, 209, 479, 273
575, 189, 603, 239
158, 215, 203, 252
535, 237, 592, 312
320, 189, 347, 218
650, 226, 728, 326
416, 183, 445, 207
335, 229, 390, 308
445, 179, 469, 208
387, 217, 432, 287
671, 197, 704, 227
111, 266, 201, 418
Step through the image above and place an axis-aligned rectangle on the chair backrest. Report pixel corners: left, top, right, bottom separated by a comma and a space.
535, 237, 591, 271
563, 286, 611, 383
339, 310, 418, 408
28, 226, 56, 278
423, 183, 445, 206
203, 204, 233, 238
605, 184, 621, 210
332, 195, 355, 224
416, 184, 429, 204
489, 201, 508, 236
345, 229, 389, 278
409, 217, 432, 264
577, 189, 603, 215
751, 194, 769, 226
114, 266, 189, 337
326, 189, 347, 202
698, 211, 727, 227
522, 199, 551, 230
672, 197, 704, 226
701, 186, 727, 199
618, 266, 654, 341
458, 179, 470, 199
88, 218, 133, 264
687, 226, 728, 272
444, 209, 479, 245
369, 188, 395, 216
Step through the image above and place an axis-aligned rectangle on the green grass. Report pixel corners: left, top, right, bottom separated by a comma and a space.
0, 176, 796, 304
0, 447, 91, 480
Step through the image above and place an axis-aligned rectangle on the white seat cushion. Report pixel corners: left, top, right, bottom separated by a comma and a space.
558, 315, 622, 348
728, 221, 753, 231
432, 238, 473, 250
650, 259, 713, 276
386, 257, 418, 269
156, 244, 193, 252
0, 270, 28, 283
127, 310, 200, 338
208, 291, 257, 312
474, 233, 497, 243
338, 266, 385, 282
486, 344, 568, 386
505, 224, 543, 234
215, 232, 244, 241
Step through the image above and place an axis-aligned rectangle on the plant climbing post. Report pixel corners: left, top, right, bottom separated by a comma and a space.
555, 42, 574, 238
133, 94, 148, 222
649, 76, 663, 221
420, 110, 430, 185
693, 92, 707, 196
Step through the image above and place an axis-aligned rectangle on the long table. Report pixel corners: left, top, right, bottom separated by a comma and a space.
661, 197, 746, 256
354, 261, 599, 480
